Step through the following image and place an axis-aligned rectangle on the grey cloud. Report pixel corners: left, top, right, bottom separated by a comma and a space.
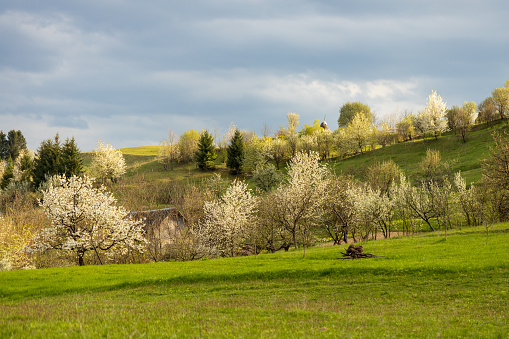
1, 0, 508, 151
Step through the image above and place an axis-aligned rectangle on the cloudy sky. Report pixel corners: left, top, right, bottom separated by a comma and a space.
1, 0, 508, 151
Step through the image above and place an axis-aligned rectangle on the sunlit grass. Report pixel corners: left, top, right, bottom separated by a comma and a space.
1, 224, 508, 338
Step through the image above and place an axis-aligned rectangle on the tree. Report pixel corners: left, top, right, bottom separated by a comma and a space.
455, 102, 477, 143
366, 160, 401, 196
90, 140, 126, 184
32, 135, 84, 188
32, 135, 62, 188
267, 137, 288, 170
315, 129, 333, 160
261, 122, 273, 138
29, 175, 146, 266
396, 112, 415, 141
13, 149, 35, 183
390, 174, 451, 232
321, 173, 356, 244
226, 129, 245, 174
477, 97, 497, 127
196, 130, 217, 171
446, 102, 476, 142
179, 129, 200, 164
196, 179, 257, 257
299, 120, 323, 136
0, 131, 7, 160
453, 171, 482, 227
268, 152, 328, 251
491, 80, 509, 121
445, 105, 460, 131
158, 129, 180, 170
417, 90, 448, 139
252, 163, 283, 192
419, 149, 450, 185
376, 122, 393, 148
60, 137, 84, 178
345, 113, 373, 154
482, 131, 509, 191
281, 112, 300, 136
0, 158, 14, 190
280, 112, 300, 157
0, 130, 27, 161
347, 184, 394, 240
338, 102, 374, 127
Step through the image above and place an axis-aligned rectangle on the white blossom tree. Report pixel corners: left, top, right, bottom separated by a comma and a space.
269, 152, 329, 251
196, 179, 257, 257
90, 140, 126, 184
390, 174, 451, 232
417, 90, 448, 139
30, 175, 146, 266
347, 185, 394, 241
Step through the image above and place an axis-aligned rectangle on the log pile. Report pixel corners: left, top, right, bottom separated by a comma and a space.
341, 244, 377, 259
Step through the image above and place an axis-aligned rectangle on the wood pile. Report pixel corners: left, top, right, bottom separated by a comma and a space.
341, 244, 377, 259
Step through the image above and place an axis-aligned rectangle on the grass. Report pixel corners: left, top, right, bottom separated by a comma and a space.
1, 224, 508, 338
331, 119, 509, 185
89, 120, 508, 192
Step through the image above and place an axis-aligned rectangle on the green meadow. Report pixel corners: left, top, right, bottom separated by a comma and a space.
1, 224, 508, 338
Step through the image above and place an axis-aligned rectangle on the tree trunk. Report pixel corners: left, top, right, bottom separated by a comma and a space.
77, 250, 85, 266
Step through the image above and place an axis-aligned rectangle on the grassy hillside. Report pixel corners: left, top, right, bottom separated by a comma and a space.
98, 120, 508, 188
331, 120, 508, 185
1, 224, 508, 337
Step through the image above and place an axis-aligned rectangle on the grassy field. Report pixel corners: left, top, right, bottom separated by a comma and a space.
1, 224, 508, 338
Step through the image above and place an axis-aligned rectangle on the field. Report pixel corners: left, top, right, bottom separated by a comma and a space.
1, 224, 508, 338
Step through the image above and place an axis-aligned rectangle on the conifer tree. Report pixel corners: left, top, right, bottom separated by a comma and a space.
32, 135, 84, 188
0, 158, 14, 189
33, 135, 62, 188
196, 130, 217, 170
61, 137, 84, 178
227, 129, 244, 174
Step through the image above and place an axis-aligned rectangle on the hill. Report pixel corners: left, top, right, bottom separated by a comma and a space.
1, 224, 508, 337
100, 120, 508, 188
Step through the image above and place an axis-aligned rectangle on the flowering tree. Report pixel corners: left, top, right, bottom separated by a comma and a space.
347, 185, 394, 240
321, 173, 356, 244
91, 140, 126, 184
196, 179, 257, 257
417, 90, 448, 139
390, 174, 451, 232
30, 175, 146, 266
269, 152, 329, 250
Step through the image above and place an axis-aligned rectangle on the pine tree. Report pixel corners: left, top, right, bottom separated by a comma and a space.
32, 135, 62, 188
196, 130, 217, 170
61, 137, 84, 178
227, 129, 245, 174
0, 158, 14, 189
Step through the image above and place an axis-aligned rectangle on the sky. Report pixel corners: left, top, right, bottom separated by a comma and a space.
1, 0, 508, 152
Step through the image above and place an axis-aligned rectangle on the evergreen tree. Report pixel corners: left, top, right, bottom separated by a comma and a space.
61, 137, 84, 178
0, 130, 27, 160
32, 135, 62, 188
196, 130, 217, 170
0, 158, 14, 189
0, 131, 8, 160
32, 135, 84, 187
227, 129, 245, 174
